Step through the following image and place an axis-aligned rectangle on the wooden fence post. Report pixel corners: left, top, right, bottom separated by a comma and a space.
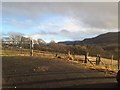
68, 51, 73, 60
96, 54, 98, 65
84, 52, 89, 63
96, 54, 101, 65
30, 40, 33, 56
111, 55, 113, 67
118, 58, 120, 70
20, 47, 22, 54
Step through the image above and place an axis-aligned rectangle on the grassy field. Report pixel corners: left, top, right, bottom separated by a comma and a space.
1, 49, 119, 73
1, 49, 119, 88
3, 55, 118, 88
2, 56, 85, 88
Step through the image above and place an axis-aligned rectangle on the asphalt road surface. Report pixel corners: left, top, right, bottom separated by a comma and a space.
2, 56, 119, 88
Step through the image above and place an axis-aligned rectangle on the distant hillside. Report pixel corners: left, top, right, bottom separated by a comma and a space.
82, 32, 118, 46
58, 32, 119, 58
59, 32, 119, 46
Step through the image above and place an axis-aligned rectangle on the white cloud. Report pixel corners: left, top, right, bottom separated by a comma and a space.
2, 2, 118, 42
2, 2, 118, 29
30, 34, 41, 40
63, 18, 81, 32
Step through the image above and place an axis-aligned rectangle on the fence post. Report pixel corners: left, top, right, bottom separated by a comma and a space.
96, 54, 101, 65
84, 52, 89, 63
118, 58, 120, 70
68, 51, 73, 60
20, 47, 22, 54
96, 54, 98, 65
111, 55, 113, 67
30, 40, 33, 56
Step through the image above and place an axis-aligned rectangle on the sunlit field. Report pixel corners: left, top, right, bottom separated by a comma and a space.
2, 49, 118, 73
2, 52, 118, 88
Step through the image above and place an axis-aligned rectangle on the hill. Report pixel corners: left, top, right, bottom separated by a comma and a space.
82, 32, 118, 45
58, 32, 119, 59
59, 32, 119, 48
59, 32, 118, 44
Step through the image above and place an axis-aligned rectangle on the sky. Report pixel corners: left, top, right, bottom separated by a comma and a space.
2, 2, 118, 43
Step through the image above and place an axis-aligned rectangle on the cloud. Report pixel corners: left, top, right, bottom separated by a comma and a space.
2, 2, 118, 42
2, 2, 118, 29
63, 18, 82, 32
60, 29, 70, 34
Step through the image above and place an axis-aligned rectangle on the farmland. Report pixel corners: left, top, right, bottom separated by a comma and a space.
2, 49, 119, 72
1, 2, 119, 88
2, 49, 119, 88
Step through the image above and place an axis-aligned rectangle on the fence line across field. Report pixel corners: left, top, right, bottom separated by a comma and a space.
1, 41, 120, 72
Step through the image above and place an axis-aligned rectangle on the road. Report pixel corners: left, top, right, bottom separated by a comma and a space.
2, 56, 119, 88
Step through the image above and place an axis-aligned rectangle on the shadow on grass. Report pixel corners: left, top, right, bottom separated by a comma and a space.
3, 75, 116, 87
63, 82, 119, 88
3, 70, 116, 78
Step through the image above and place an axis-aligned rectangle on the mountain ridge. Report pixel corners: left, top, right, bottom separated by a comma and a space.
58, 32, 119, 46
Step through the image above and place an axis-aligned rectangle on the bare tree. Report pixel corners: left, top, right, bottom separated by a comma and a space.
8, 32, 24, 46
